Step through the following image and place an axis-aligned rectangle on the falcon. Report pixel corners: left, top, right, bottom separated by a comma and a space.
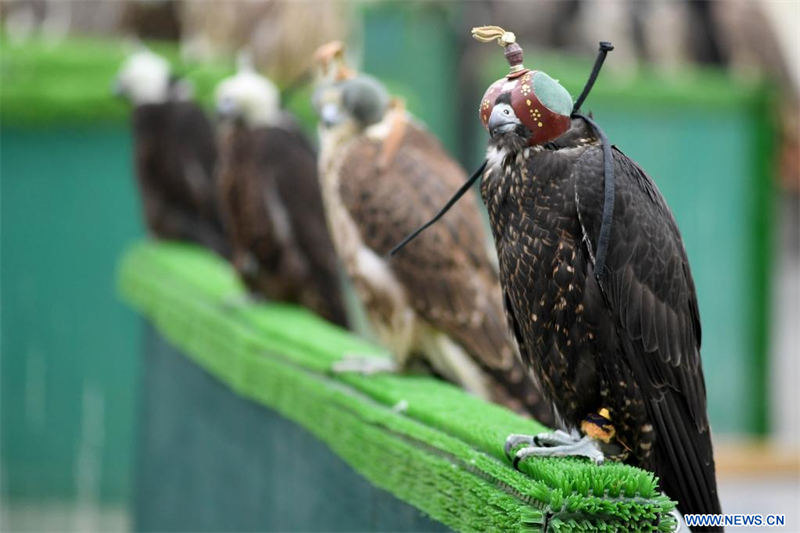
214, 58, 349, 328
114, 48, 229, 257
311, 44, 553, 423
467, 27, 721, 522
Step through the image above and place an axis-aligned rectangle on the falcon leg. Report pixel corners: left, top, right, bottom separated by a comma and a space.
332, 355, 398, 375
505, 430, 605, 467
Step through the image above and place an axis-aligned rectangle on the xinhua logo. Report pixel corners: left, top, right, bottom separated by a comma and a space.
684, 514, 786, 528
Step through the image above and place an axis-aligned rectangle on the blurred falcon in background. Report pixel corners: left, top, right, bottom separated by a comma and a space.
311, 43, 553, 423
214, 56, 349, 328
114, 48, 229, 257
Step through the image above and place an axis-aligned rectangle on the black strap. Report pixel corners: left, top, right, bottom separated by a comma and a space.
389, 159, 488, 257
572, 112, 614, 282
572, 41, 614, 284
572, 42, 614, 115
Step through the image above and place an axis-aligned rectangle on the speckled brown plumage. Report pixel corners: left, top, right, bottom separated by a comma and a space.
482, 117, 721, 519
216, 117, 348, 328
331, 118, 553, 423
132, 101, 230, 257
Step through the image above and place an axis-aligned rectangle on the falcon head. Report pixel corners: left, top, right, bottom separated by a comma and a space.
215, 53, 281, 128
481, 71, 572, 149
312, 74, 389, 141
487, 92, 531, 140
114, 49, 185, 105
472, 26, 572, 148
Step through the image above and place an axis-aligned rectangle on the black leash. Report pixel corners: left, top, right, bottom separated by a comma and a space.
572, 42, 614, 114
572, 41, 614, 283
388, 159, 488, 257
573, 112, 614, 282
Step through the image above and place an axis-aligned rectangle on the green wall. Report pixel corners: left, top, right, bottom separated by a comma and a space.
0, 35, 233, 504
1, 124, 143, 502
361, 3, 461, 153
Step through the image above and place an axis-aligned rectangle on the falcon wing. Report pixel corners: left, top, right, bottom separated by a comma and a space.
338, 124, 515, 372
172, 102, 219, 216
572, 144, 721, 516
132, 105, 197, 238
216, 122, 287, 292
254, 125, 348, 327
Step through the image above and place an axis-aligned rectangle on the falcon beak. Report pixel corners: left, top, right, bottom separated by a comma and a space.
488, 104, 520, 137
320, 103, 344, 127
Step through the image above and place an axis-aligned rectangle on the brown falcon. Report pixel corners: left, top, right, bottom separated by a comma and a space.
311, 47, 553, 423
469, 28, 720, 523
114, 48, 229, 258
214, 59, 348, 328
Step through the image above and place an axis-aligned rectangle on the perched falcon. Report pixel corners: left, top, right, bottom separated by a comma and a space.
470, 28, 721, 522
214, 61, 348, 328
114, 49, 229, 257
311, 52, 553, 423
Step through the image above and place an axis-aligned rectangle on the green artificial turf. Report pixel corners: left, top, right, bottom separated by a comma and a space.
118, 240, 677, 532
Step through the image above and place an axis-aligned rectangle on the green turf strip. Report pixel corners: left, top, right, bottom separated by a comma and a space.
118, 240, 676, 532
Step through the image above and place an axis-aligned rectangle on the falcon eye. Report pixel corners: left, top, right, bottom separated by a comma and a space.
503, 108, 511, 116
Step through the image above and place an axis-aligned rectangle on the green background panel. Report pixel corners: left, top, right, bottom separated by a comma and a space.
134, 324, 449, 532
1, 124, 143, 501
361, 3, 460, 153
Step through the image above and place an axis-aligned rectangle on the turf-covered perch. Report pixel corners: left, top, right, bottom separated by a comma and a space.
118, 241, 676, 532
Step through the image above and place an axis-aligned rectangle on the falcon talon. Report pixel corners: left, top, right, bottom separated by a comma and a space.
532, 429, 580, 447
331, 355, 398, 376
513, 434, 605, 466
512, 453, 524, 470
503, 433, 536, 459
